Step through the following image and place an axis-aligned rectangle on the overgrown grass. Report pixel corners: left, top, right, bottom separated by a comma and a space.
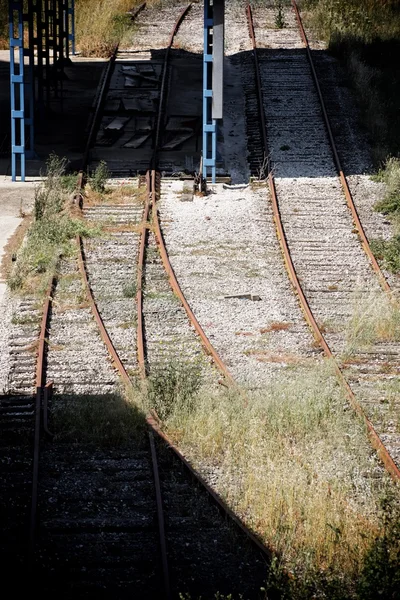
369, 158, 400, 273
302, 0, 400, 163
345, 292, 400, 352
75, 0, 141, 56
0, 3, 8, 49
53, 392, 146, 447
145, 361, 399, 599
8, 154, 98, 295
374, 158, 400, 215
145, 361, 202, 421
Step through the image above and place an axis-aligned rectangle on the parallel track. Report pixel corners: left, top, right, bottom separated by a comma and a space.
246, 2, 400, 480
17, 4, 270, 596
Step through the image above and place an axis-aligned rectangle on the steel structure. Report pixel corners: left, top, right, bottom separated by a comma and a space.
9, 0, 76, 181
203, 0, 224, 183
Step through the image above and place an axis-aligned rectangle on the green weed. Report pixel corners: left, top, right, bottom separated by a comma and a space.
122, 282, 137, 298
89, 160, 110, 193
145, 360, 202, 421
275, 1, 286, 29
8, 154, 98, 295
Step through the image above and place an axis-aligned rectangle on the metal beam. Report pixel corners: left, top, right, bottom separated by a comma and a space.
9, 0, 71, 180
203, 0, 217, 183
212, 0, 224, 120
68, 0, 75, 56
9, 1, 26, 181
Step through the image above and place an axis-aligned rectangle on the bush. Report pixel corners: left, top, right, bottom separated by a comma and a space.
374, 158, 400, 215
90, 160, 110, 193
146, 361, 202, 420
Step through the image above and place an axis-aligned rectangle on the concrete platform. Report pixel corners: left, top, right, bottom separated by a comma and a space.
0, 181, 36, 304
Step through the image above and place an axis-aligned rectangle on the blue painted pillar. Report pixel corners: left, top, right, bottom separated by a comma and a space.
69, 0, 75, 56
203, 0, 217, 183
25, 1, 36, 160
9, 1, 26, 181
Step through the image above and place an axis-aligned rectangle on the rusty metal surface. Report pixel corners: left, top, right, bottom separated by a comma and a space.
136, 172, 151, 377
246, 4, 400, 481
30, 275, 57, 560
149, 429, 171, 599
291, 0, 392, 297
36, 276, 56, 389
76, 234, 132, 387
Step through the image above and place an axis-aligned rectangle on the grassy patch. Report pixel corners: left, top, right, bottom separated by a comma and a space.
370, 237, 400, 274
122, 282, 137, 298
346, 292, 400, 352
75, 0, 142, 56
145, 360, 399, 598
0, 3, 8, 48
369, 158, 400, 272
144, 361, 202, 421
8, 154, 98, 296
53, 392, 146, 447
374, 158, 400, 215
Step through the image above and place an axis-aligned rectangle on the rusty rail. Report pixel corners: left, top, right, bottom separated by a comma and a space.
152, 3, 192, 168
30, 274, 56, 562
291, 0, 392, 297
69, 4, 271, 586
149, 170, 236, 385
246, 4, 400, 481
136, 172, 151, 377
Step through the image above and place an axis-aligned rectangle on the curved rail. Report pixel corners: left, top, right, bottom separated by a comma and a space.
152, 3, 192, 168
246, 3, 400, 481
29, 274, 57, 561
149, 170, 236, 384
291, 0, 392, 296
136, 172, 151, 377
66, 4, 272, 582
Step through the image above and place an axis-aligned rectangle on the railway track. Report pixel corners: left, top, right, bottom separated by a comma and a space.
1, 4, 270, 596
246, 1, 400, 478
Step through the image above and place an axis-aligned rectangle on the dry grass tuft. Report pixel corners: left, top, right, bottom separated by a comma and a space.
75, 0, 137, 56
346, 292, 400, 351
84, 183, 147, 207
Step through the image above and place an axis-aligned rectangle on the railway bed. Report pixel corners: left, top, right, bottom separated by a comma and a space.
1, 1, 400, 595
246, 1, 400, 475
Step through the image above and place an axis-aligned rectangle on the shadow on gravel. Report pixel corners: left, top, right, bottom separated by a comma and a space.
0, 41, 379, 181
1, 390, 273, 599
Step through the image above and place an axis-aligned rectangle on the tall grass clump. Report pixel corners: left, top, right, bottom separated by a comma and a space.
369, 158, 400, 273
8, 153, 97, 294
75, 0, 139, 56
146, 361, 399, 598
346, 291, 400, 351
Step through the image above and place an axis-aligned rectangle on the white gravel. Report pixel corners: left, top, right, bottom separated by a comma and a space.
159, 180, 320, 389
0, 291, 13, 394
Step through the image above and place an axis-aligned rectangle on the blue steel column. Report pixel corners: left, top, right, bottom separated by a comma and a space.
9, 1, 26, 181
68, 0, 75, 56
25, 2, 35, 159
203, 0, 217, 183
